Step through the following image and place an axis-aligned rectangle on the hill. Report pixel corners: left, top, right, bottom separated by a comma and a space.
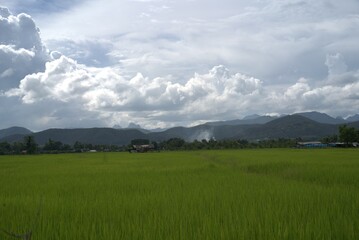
205, 115, 277, 126
34, 128, 149, 145
1, 114, 359, 145
346, 114, 359, 122
0, 127, 32, 139
239, 115, 339, 140
151, 115, 344, 141
0, 128, 148, 146
295, 111, 346, 124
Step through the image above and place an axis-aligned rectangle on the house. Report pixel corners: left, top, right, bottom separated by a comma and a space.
328, 142, 345, 148
328, 142, 358, 148
130, 144, 155, 153
297, 142, 328, 148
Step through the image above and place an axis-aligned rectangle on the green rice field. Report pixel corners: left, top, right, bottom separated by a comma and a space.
0, 149, 358, 239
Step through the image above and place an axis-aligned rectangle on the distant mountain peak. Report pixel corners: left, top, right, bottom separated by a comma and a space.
242, 114, 261, 120
346, 114, 359, 122
295, 111, 346, 124
127, 122, 141, 129
205, 114, 277, 127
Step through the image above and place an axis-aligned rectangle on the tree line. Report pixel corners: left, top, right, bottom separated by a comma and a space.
0, 136, 126, 155
157, 138, 299, 151
0, 125, 358, 155
0, 137, 299, 155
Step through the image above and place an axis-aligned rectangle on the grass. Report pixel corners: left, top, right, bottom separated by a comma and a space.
0, 149, 358, 239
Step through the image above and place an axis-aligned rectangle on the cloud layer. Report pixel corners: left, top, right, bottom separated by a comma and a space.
5, 53, 359, 130
35, 0, 359, 83
1, 3, 359, 130
6, 56, 263, 127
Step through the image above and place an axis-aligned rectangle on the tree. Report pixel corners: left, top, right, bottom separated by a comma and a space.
162, 138, 185, 150
74, 141, 84, 152
12, 142, 25, 154
62, 144, 72, 151
24, 135, 37, 154
131, 139, 150, 145
321, 135, 338, 144
0, 141, 11, 155
151, 141, 159, 151
43, 139, 64, 151
339, 125, 358, 146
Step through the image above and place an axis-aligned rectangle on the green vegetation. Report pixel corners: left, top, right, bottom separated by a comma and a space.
1, 124, 358, 155
0, 149, 358, 239
339, 125, 359, 145
158, 138, 298, 150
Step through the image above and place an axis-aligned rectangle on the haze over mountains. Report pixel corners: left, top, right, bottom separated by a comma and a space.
1, 112, 358, 146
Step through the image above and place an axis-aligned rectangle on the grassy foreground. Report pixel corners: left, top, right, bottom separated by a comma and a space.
0, 149, 358, 239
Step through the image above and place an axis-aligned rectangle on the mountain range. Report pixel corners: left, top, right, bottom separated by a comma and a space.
1, 112, 358, 145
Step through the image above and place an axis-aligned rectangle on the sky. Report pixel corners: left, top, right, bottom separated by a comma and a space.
0, 0, 359, 131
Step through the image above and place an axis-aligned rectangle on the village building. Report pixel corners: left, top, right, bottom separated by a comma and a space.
297, 142, 328, 148
130, 144, 155, 153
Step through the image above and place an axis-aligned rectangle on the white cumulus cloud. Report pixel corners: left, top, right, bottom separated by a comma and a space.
0, 6, 49, 89
6, 56, 264, 124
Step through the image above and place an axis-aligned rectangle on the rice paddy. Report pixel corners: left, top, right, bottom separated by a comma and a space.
0, 149, 358, 239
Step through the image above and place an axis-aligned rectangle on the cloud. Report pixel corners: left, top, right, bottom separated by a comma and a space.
1, 3, 359, 130
2, 52, 263, 129
34, 0, 359, 84
271, 54, 359, 116
326, 53, 348, 76
0, 6, 11, 17
0, 8, 44, 51
3, 52, 359, 130
0, 6, 49, 89
45, 39, 116, 67
0, 0, 86, 16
